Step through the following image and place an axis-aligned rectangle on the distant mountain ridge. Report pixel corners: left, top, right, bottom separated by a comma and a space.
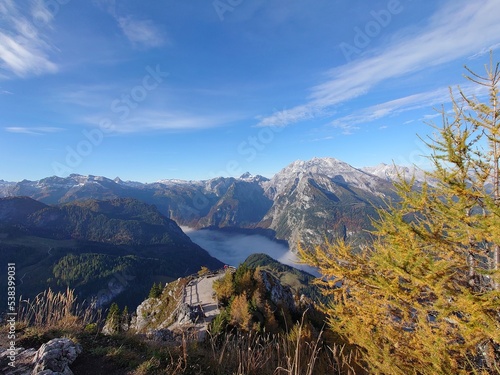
0, 157, 428, 251
0, 197, 189, 245
361, 163, 428, 183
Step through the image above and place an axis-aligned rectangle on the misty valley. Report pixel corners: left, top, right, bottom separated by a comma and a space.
182, 226, 320, 276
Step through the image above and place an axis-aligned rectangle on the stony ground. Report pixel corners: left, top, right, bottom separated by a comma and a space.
176, 272, 224, 340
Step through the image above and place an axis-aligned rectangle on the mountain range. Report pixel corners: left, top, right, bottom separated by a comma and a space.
1, 158, 425, 252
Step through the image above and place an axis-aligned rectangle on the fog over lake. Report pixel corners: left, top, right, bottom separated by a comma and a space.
181, 227, 319, 276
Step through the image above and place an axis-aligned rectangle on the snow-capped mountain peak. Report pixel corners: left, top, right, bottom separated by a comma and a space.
0, 180, 15, 197
362, 163, 428, 184
263, 157, 389, 199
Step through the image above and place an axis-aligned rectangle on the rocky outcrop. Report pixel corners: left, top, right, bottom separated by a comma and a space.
0, 338, 81, 375
32, 338, 82, 375
0, 348, 37, 375
131, 297, 164, 332
258, 270, 296, 312
131, 280, 185, 334
176, 303, 205, 325
176, 303, 193, 325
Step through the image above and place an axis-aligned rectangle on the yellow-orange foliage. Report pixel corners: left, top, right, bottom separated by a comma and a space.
213, 271, 235, 305
230, 292, 252, 331
300, 59, 500, 375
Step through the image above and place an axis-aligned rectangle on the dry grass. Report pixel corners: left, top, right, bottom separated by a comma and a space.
203, 332, 349, 375
125, 308, 361, 375
17, 287, 100, 330
8, 286, 360, 375
124, 321, 358, 375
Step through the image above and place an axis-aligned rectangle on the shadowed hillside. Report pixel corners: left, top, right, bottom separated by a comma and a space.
0, 197, 223, 310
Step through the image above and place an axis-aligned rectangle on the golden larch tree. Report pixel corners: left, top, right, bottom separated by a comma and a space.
300, 58, 500, 375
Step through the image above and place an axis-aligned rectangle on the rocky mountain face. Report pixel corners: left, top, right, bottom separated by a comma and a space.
0, 157, 417, 252
260, 158, 398, 249
0, 180, 15, 197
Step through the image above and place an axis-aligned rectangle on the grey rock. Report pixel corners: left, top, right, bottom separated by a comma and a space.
131, 297, 162, 332
0, 338, 81, 375
32, 338, 82, 375
175, 303, 205, 325
258, 270, 296, 312
0, 347, 37, 375
176, 303, 192, 325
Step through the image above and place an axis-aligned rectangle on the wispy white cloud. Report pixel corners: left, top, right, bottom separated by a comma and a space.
421, 113, 442, 120
31, 0, 54, 26
309, 135, 335, 142
5, 126, 64, 135
332, 123, 359, 135
56, 83, 124, 107
82, 109, 243, 133
256, 104, 318, 127
330, 87, 452, 131
468, 43, 500, 60
117, 16, 166, 49
56, 84, 241, 133
0, 0, 58, 78
117, 109, 239, 132
258, 0, 500, 128
328, 82, 486, 133
96, 0, 166, 49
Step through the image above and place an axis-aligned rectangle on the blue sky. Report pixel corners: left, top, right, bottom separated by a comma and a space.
1, 0, 499, 182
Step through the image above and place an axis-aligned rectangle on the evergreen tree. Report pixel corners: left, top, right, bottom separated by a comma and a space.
213, 272, 235, 306
121, 305, 129, 330
300, 59, 500, 374
148, 282, 162, 299
106, 302, 121, 333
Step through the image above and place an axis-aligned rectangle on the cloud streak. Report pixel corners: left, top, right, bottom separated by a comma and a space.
0, 0, 58, 78
330, 87, 452, 131
96, 0, 166, 49
5, 126, 64, 135
76, 101, 240, 134
59, 82, 245, 133
117, 16, 166, 48
257, 0, 500, 128
107, 109, 243, 133
329, 81, 487, 133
